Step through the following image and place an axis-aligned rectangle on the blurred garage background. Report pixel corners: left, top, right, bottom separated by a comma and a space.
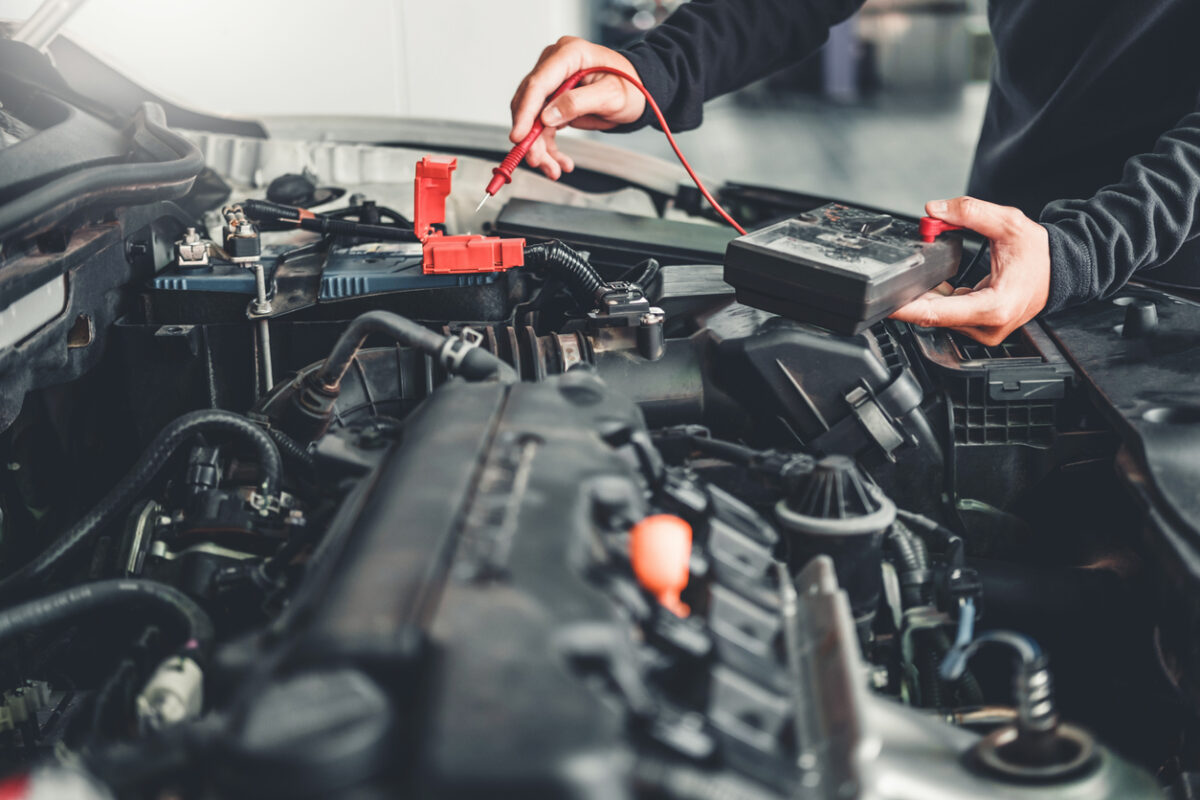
0, 0, 992, 213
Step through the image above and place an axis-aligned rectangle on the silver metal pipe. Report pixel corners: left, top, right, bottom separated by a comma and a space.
249, 262, 274, 391
257, 318, 274, 391
251, 263, 269, 312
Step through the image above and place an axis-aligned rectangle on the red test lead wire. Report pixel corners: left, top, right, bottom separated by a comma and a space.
483, 67, 748, 236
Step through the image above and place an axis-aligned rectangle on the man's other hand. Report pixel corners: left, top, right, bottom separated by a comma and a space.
509, 37, 647, 180
890, 196, 1051, 346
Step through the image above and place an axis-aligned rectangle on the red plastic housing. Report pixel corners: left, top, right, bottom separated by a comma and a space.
414, 156, 456, 240
414, 156, 524, 274
424, 235, 526, 274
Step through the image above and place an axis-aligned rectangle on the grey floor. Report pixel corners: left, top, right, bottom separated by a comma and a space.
592, 83, 990, 215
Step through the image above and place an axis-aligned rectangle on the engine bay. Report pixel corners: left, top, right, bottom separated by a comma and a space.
3, 43, 1200, 798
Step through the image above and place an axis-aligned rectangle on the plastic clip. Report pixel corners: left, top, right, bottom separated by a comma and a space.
441, 327, 484, 374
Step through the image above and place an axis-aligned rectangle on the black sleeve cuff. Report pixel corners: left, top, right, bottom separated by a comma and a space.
1042, 222, 1097, 313
613, 43, 676, 133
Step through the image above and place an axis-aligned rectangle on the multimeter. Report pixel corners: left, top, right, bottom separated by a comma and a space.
723, 203, 962, 335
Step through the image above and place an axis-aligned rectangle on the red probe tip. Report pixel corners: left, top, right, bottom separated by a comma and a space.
486, 169, 511, 199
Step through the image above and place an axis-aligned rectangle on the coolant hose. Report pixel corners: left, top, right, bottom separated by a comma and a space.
0, 410, 281, 602
523, 240, 605, 308
316, 309, 506, 389
0, 579, 213, 655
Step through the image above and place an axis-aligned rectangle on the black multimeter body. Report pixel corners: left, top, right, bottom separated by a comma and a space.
723, 203, 962, 335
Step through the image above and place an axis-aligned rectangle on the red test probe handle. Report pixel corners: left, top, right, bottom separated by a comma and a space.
920, 217, 964, 243
486, 74, 587, 197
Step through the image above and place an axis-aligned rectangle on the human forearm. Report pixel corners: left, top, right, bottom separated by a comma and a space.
1040, 108, 1200, 310
621, 0, 867, 131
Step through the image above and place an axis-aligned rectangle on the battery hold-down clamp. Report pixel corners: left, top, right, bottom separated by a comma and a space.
415, 156, 524, 274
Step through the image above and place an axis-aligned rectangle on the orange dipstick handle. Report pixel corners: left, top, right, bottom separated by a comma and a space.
630, 514, 693, 617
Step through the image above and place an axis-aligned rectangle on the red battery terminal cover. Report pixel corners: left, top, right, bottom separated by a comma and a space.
919, 216, 965, 243
414, 156, 524, 274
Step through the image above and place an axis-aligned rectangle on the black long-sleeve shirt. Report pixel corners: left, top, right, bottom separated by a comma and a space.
619, 0, 1200, 311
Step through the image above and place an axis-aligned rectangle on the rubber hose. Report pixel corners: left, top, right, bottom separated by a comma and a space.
0, 103, 204, 240
916, 630, 945, 708
684, 435, 762, 465
888, 523, 926, 572
0, 579, 213, 655
523, 241, 605, 307
887, 521, 929, 607
267, 427, 315, 471
897, 509, 965, 570
908, 524, 930, 569
316, 310, 504, 389
0, 410, 281, 602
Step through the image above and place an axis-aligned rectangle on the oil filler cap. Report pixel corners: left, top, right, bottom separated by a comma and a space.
724, 203, 962, 335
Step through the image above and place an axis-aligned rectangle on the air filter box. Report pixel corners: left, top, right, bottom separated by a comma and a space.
724, 203, 961, 334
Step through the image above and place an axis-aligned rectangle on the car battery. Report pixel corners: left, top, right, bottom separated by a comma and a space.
723, 203, 961, 335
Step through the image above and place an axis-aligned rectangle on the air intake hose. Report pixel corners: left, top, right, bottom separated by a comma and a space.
282, 310, 512, 441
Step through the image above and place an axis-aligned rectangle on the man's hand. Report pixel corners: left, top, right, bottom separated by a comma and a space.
509, 36, 647, 180
890, 197, 1051, 346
